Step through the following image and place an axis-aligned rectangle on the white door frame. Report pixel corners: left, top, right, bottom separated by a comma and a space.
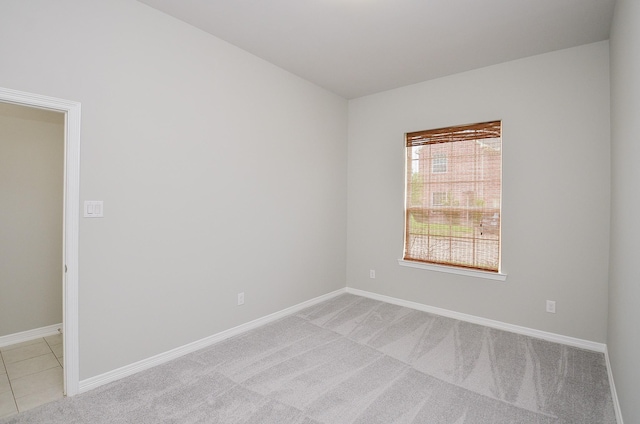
0, 86, 80, 396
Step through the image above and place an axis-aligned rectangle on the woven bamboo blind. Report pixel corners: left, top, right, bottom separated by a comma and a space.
404, 120, 502, 272
406, 121, 502, 147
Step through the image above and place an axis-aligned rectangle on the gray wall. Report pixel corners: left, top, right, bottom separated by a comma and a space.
608, 0, 640, 422
0, 0, 348, 379
0, 103, 64, 337
347, 42, 611, 343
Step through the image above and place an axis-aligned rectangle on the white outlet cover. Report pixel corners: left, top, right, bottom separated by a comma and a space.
546, 300, 556, 313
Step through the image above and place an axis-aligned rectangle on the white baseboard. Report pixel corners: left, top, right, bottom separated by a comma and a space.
604, 347, 624, 424
346, 287, 607, 353
0, 324, 62, 348
79, 288, 346, 393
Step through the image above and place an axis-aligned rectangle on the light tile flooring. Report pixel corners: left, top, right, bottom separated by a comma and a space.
0, 335, 64, 419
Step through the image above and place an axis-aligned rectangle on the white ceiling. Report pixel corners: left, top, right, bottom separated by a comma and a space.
137, 0, 616, 99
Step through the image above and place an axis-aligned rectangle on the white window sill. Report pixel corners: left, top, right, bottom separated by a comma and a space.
398, 259, 507, 281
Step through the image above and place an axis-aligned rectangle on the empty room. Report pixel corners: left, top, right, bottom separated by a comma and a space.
0, 0, 638, 423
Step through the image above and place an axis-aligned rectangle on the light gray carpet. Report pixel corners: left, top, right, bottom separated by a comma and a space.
1, 294, 616, 423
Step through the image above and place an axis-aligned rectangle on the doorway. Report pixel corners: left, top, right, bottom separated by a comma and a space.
0, 103, 63, 415
0, 87, 80, 399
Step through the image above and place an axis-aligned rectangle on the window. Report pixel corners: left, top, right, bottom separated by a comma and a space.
432, 154, 448, 173
404, 120, 502, 272
432, 192, 448, 207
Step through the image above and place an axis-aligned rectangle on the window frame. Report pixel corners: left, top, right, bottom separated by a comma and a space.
402, 120, 504, 275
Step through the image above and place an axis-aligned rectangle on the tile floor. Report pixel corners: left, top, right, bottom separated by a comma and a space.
0, 335, 64, 419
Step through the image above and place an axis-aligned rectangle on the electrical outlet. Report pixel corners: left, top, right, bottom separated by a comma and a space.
369, 270, 376, 279
237, 292, 245, 306
546, 300, 556, 313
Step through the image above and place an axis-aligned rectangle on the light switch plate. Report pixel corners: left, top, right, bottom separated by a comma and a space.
84, 201, 104, 218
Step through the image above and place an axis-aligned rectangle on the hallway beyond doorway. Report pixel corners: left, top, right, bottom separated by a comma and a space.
0, 336, 64, 418
0, 334, 64, 418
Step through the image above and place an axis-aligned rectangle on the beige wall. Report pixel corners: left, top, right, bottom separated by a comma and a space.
608, 0, 640, 422
347, 41, 611, 343
0, 0, 348, 380
0, 103, 64, 336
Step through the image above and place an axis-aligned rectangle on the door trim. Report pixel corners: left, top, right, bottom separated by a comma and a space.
0, 86, 81, 396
